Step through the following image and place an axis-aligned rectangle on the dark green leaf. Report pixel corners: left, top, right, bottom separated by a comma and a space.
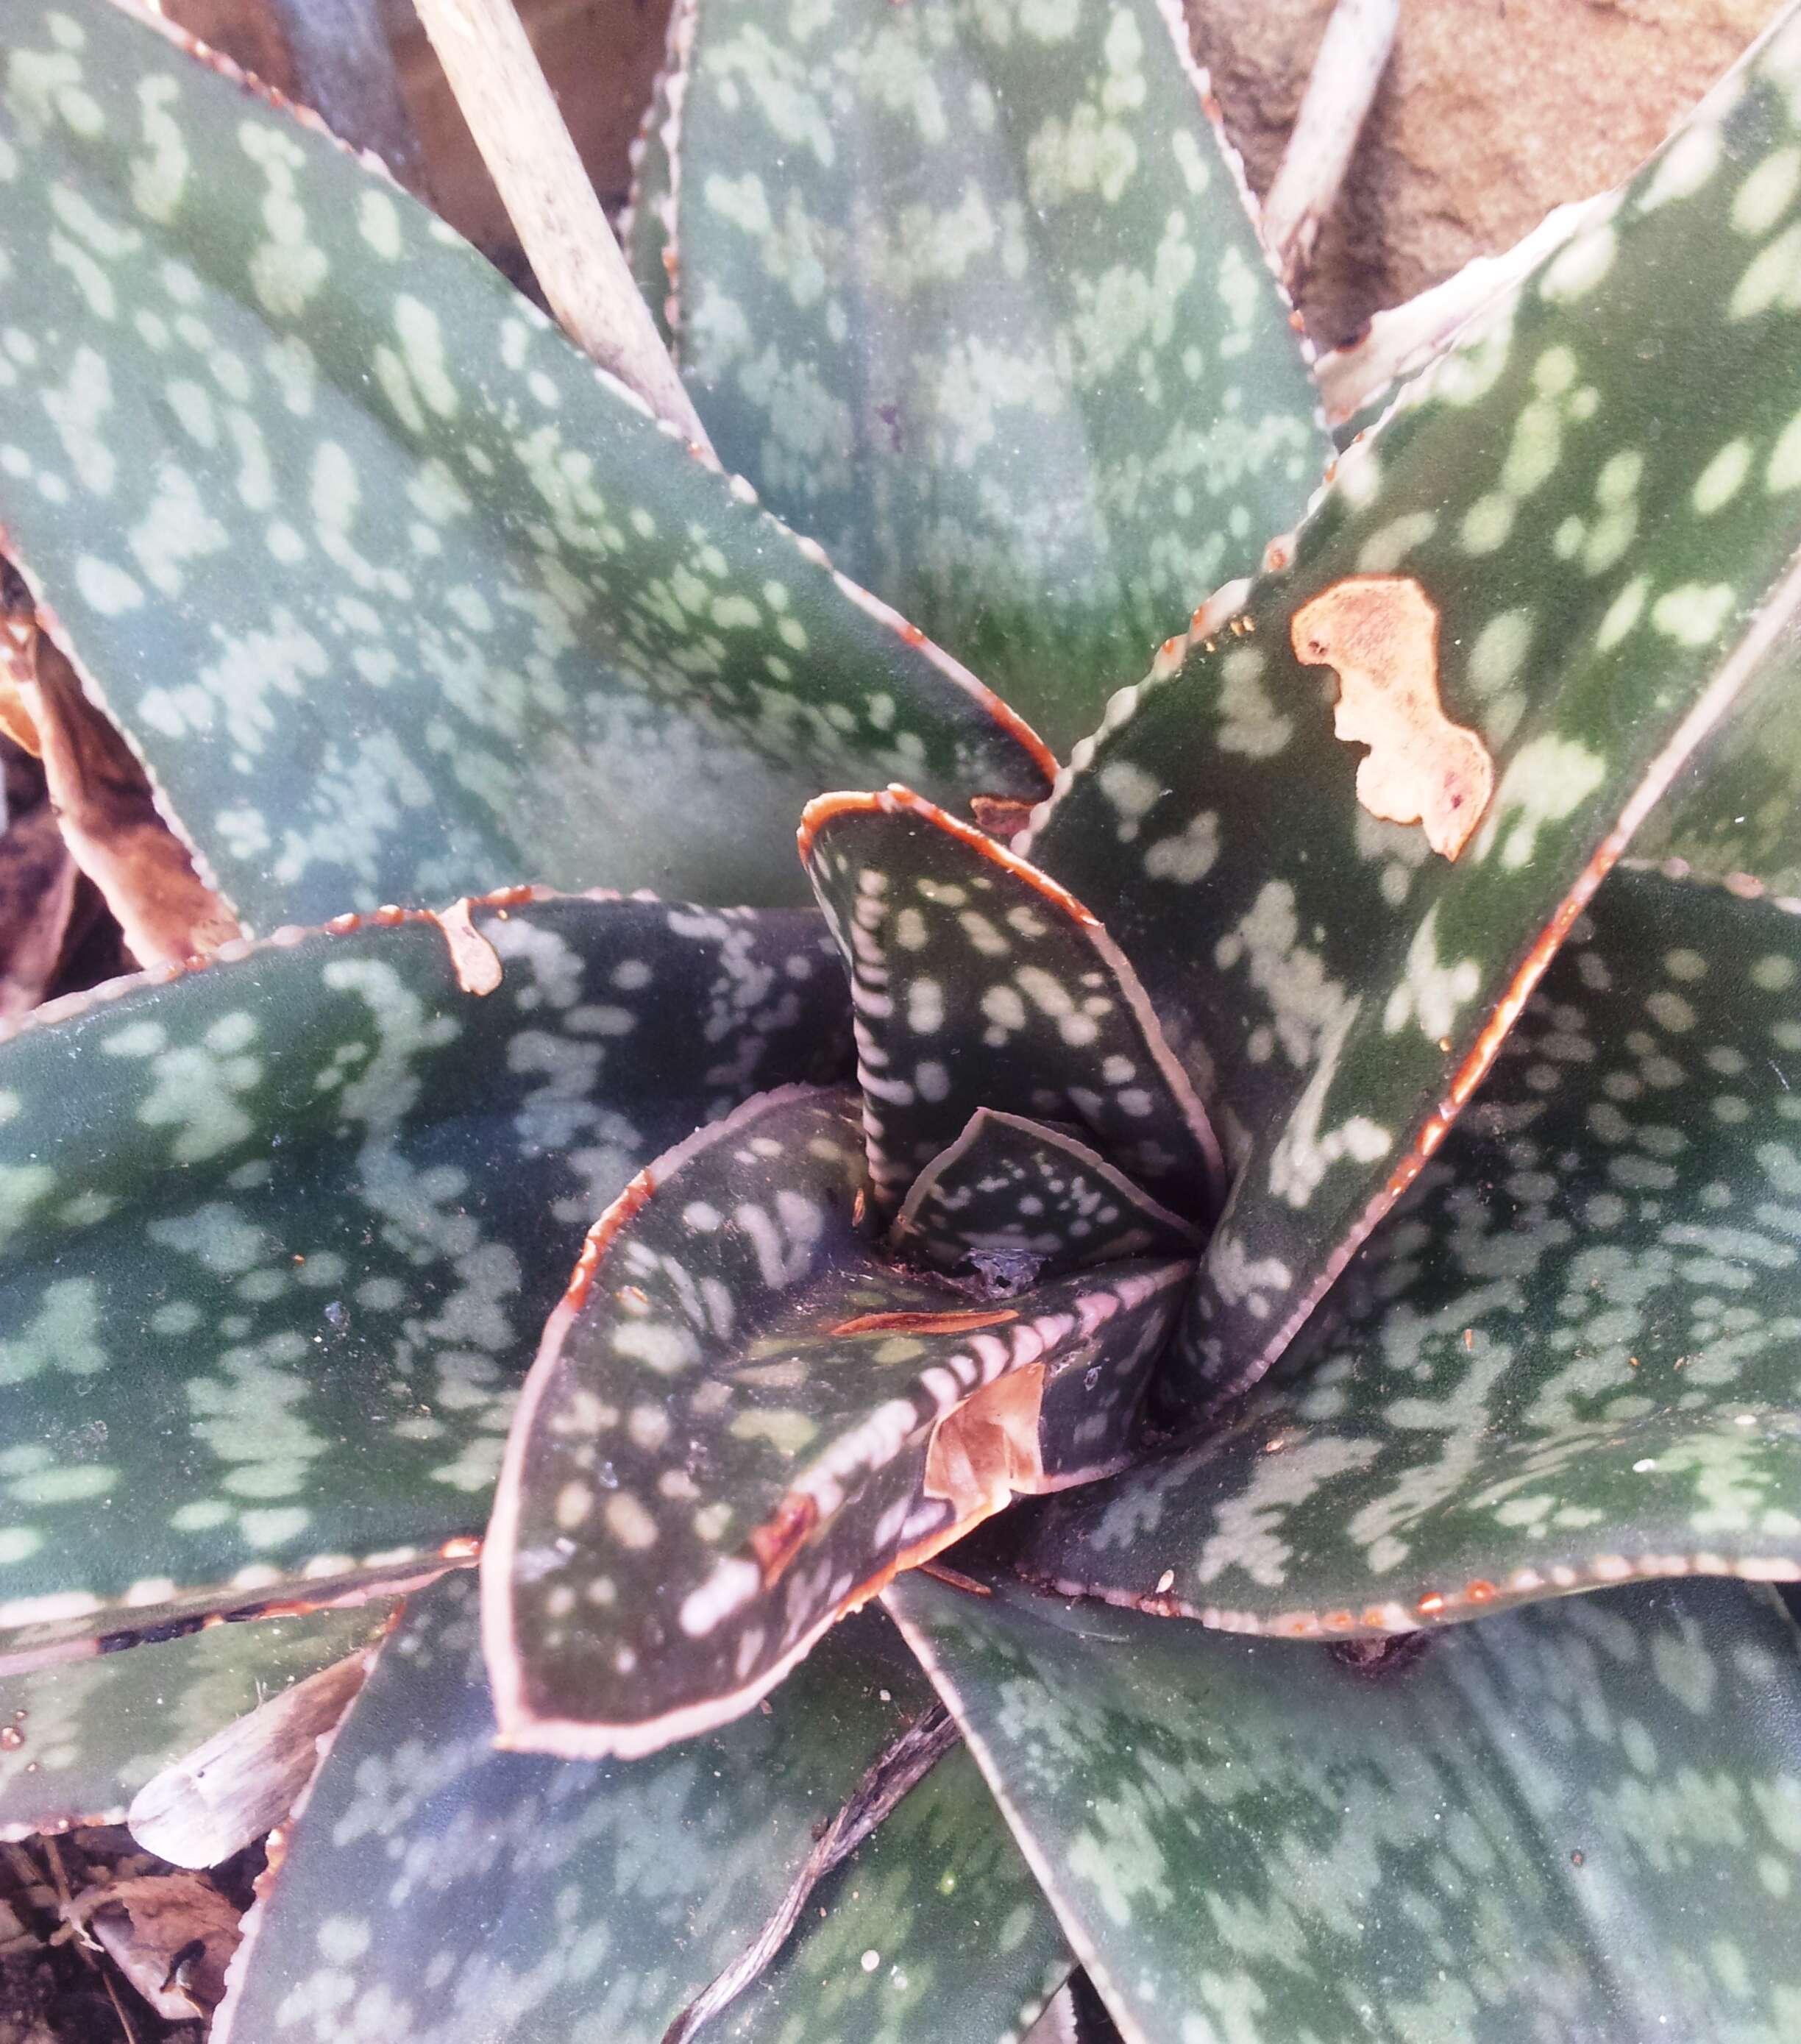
622, 13, 680, 356
217, 1569, 1062, 2044
1017, 868, 1801, 1635
0, 893, 848, 1658
0, 1601, 388, 1842
485, 1084, 1187, 1756
722, 1743, 1071, 2044
890, 1109, 1198, 1286
643, 0, 1326, 751
0, 0, 1051, 926
1631, 634, 1801, 897
1025, 17, 1801, 1416
801, 786, 1222, 1218
889, 1565, 1801, 2044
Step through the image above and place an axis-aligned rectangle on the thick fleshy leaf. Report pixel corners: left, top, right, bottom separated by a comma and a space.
889, 1566, 1801, 2044
485, 1084, 1187, 1756
217, 1569, 1062, 2044
1024, 13, 1801, 1415
642, 0, 1326, 752
723, 1742, 1071, 2044
890, 1109, 1199, 1287
0, 0, 1052, 927
1631, 635, 1801, 896
0, 893, 848, 1657
801, 786, 1223, 1218
621, 15, 679, 356
1017, 867, 1801, 1636
0, 1601, 389, 1842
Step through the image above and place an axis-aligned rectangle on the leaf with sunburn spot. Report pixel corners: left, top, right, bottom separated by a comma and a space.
483, 1086, 1187, 1757
1026, 24, 1801, 1416
1015, 868, 1801, 1636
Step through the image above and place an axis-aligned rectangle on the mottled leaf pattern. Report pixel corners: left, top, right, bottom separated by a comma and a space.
1018, 869, 1801, 1635
621, 10, 681, 356
890, 1566, 1801, 2044
486, 1085, 1187, 1754
802, 787, 1222, 1218
0, 1601, 389, 1841
890, 1109, 1198, 1286
1026, 16, 1801, 1414
723, 1743, 1071, 2044
1632, 634, 1801, 896
644, 0, 1326, 750
0, 0, 1051, 927
0, 894, 848, 1651
218, 1569, 1062, 2044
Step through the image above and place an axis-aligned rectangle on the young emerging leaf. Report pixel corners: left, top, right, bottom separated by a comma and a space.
802, 786, 1223, 1218
889, 1567, 1801, 2044
1026, 15, 1801, 1415
635, 0, 1329, 750
0, 0, 1052, 925
484, 1086, 1187, 1756
216, 1569, 1063, 2044
0, 894, 848, 1656
1017, 868, 1801, 1633
890, 1108, 1199, 1286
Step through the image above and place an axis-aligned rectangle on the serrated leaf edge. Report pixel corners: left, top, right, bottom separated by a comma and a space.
620, 0, 695, 352
1023, 1528, 1801, 1643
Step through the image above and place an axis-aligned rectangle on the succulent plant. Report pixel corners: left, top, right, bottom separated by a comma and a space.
4, 0, 1801, 2037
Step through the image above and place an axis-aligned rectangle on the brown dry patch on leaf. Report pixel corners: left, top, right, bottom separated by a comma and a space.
968, 794, 1037, 841
1291, 574, 1492, 859
923, 1362, 1047, 1524
748, 1492, 820, 1589
827, 1307, 1020, 1338
13, 622, 241, 966
429, 896, 505, 994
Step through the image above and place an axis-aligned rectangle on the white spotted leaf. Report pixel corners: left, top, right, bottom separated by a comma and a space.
636, 0, 1327, 753
0, 0, 1052, 928
215, 1569, 1065, 2044
890, 1108, 1200, 1288
1015, 868, 1801, 1633
0, 1600, 390, 1842
801, 786, 1223, 1220
483, 1085, 1187, 1756
889, 1566, 1801, 2044
1026, 15, 1801, 1416
0, 894, 848, 1658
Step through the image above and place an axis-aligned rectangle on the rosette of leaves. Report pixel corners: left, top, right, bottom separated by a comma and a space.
5, 1, 1801, 2038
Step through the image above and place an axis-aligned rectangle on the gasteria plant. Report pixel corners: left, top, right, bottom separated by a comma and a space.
3, 0, 1801, 2037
